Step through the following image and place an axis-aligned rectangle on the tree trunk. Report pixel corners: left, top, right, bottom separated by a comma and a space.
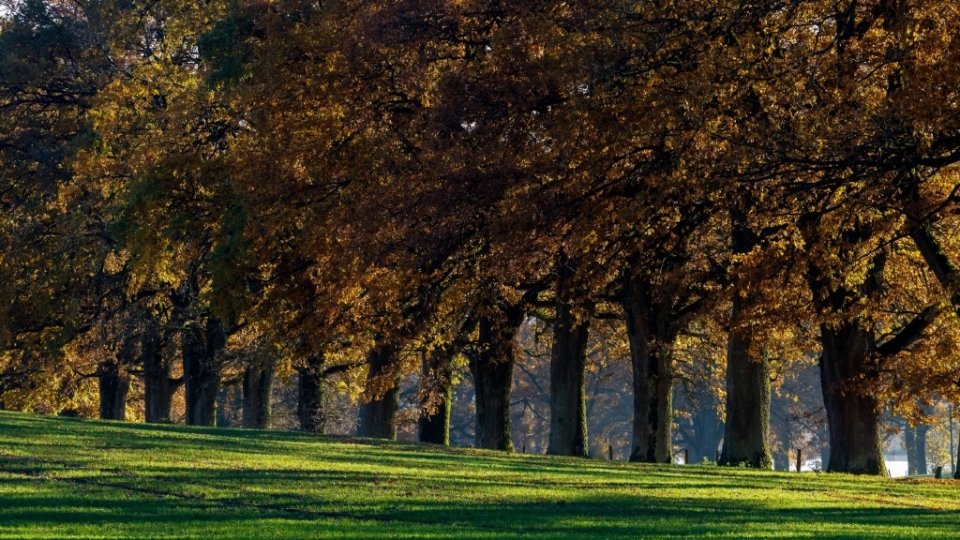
143, 332, 178, 423
242, 361, 274, 429
720, 208, 772, 468
720, 294, 772, 468
358, 345, 399, 440
905, 424, 918, 475
419, 349, 452, 445
547, 290, 590, 457
689, 398, 724, 463
183, 317, 224, 427
470, 313, 517, 451
955, 440, 960, 480
98, 360, 129, 421
915, 424, 929, 475
297, 355, 325, 434
621, 272, 675, 463
819, 323, 886, 476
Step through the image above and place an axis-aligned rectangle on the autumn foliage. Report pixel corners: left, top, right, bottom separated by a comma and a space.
2, 0, 960, 476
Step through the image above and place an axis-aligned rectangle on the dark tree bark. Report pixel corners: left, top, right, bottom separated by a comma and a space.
955, 440, 960, 480
419, 348, 452, 445
819, 322, 886, 475
143, 331, 179, 423
620, 272, 676, 463
547, 254, 591, 457
809, 246, 935, 475
470, 308, 522, 451
242, 360, 274, 429
183, 317, 225, 426
720, 208, 772, 468
720, 292, 772, 468
358, 345, 399, 440
98, 359, 129, 421
547, 305, 589, 457
297, 355, 325, 433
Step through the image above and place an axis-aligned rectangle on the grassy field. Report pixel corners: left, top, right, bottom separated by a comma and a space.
1, 412, 959, 539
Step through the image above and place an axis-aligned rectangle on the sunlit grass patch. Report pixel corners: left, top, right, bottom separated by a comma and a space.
1, 411, 958, 539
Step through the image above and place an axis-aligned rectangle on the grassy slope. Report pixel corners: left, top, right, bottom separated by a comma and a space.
1, 412, 958, 539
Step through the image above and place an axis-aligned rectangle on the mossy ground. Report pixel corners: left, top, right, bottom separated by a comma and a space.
1, 411, 958, 539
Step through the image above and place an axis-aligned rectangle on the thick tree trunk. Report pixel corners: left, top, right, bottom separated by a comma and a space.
819, 323, 886, 476
242, 361, 274, 429
419, 349, 452, 445
143, 333, 178, 423
358, 345, 399, 440
547, 297, 590, 457
721, 208, 772, 468
547, 317, 589, 457
470, 313, 517, 451
98, 360, 129, 421
720, 294, 772, 468
621, 273, 675, 463
183, 318, 224, 427
297, 356, 325, 433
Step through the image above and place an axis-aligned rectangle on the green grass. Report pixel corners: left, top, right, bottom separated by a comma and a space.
1, 411, 958, 539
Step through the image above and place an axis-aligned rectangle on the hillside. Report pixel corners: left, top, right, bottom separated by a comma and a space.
1, 411, 958, 539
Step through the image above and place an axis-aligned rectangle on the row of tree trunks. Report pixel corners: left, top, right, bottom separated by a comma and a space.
182, 317, 225, 426
358, 345, 400, 440
297, 355, 326, 433
620, 272, 676, 463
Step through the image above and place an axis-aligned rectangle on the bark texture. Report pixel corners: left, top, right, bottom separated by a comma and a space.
720, 208, 772, 468
547, 303, 590, 457
358, 345, 399, 440
183, 317, 225, 426
242, 360, 274, 429
819, 322, 886, 475
546, 254, 590, 457
297, 356, 325, 433
419, 348, 452, 445
720, 292, 773, 468
470, 309, 521, 451
143, 331, 179, 423
620, 272, 676, 463
98, 359, 129, 421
